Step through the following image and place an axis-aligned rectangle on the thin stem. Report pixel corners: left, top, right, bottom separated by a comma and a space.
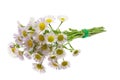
49, 24, 54, 32
68, 42, 74, 50
62, 45, 73, 51
57, 21, 63, 30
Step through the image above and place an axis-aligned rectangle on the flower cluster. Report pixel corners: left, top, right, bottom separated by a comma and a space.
9, 16, 81, 73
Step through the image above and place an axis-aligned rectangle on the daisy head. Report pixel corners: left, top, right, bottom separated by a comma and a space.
55, 48, 65, 58
33, 63, 45, 73
61, 60, 70, 69
33, 53, 44, 62
38, 33, 46, 43
16, 50, 24, 60
18, 27, 28, 38
24, 37, 34, 49
13, 34, 23, 45
9, 43, 16, 53
57, 33, 67, 44
46, 33, 56, 43
44, 15, 55, 24
40, 43, 50, 55
48, 55, 57, 61
49, 61, 60, 69
72, 49, 80, 56
24, 51, 32, 59
58, 15, 68, 22
36, 18, 47, 32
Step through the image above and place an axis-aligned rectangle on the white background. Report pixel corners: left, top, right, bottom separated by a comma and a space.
0, 0, 120, 80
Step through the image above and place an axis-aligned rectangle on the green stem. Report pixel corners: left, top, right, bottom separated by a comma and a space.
68, 42, 74, 50
57, 21, 63, 30
63, 26, 105, 41
49, 24, 54, 32
62, 45, 73, 51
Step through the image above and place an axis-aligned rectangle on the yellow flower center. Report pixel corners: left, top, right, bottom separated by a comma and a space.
56, 49, 63, 55
46, 18, 52, 23
38, 35, 45, 41
39, 22, 46, 31
48, 35, 54, 42
60, 18, 65, 22
50, 55, 56, 59
27, 39, 33, 47
35, 54, 42, 60
11, 47, 16, 53
58, 34, 64, 41
74, 50, 79, 55
61, 61, 68, 66
22, 30, 27, 37
52, 62, 59, 67
41, 44, 48, 51
36, 64, 44, 70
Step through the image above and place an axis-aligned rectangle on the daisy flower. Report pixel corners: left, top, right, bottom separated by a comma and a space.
40, 43, 49, 55
24, 37, 34, 50
9, 43, 16, 53
57, 33, 67, 44
13, 34, 23, 46
46, 33, 56, 43
55, 48, 65, 58
33, 63, 45, 73
58, 15, 68, 22
33, 53, 44, 62
18, 26, 28, 38
72, 49, 81, 56
36, 18, 47, 32
45, 16, 55, 24
37, 33, 46, 44
48, 55, 57, 61
33, 33, 46, 44
61, 60, 70, 69
49, 61, 60, 69
16, 50, 24, 60
24, 51, 32, 59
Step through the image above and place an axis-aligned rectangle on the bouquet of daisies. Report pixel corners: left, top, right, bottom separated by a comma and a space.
9, 16, 105, 73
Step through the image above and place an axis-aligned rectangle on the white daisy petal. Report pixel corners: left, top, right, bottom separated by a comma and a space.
33, 63, 45, 73
44, 15, 55, 24
61, 60, 70, 69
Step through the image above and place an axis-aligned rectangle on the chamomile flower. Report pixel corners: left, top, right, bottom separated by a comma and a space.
48, 55, 57, 61
18, 27, 28, 38
61, 60, 70, 69
58, 16, 68, 22
46, 33, 56, 43
24, 37, 34, 50
13, 34, 23, 45
36, 18, 47, 32
49, 61, 60, 69
40, 43, 49, 55
9, 43, 16, 53
45, 16, 55, 24
57, 33, 67, 44
16, 50, 24, 60
55, 48, 65, 58
37, 34, 46, 43
33, 53, 44, 62
8, 43, 18, 57
24, 51, 31, 59
72, 49, 80, 56
33, 63, 45, 73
